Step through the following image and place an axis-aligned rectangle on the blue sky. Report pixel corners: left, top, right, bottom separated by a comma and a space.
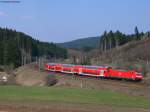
0, 0, 150, 42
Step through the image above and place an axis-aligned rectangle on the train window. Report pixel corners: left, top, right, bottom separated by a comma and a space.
83, 66, 105, 69
136, 73, 143, 76
47, 63, 57, 66
62, 64, 74, 67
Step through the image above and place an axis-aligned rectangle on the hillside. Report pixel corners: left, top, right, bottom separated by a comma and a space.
90, 37, 150, 75
57, 36, 100, 49
0, 27, 67, 67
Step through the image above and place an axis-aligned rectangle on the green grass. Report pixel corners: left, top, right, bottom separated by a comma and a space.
0, 86, 150, 108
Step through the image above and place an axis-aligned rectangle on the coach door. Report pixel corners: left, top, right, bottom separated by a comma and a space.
100, 70, 105, 77
79, 68, 82, 74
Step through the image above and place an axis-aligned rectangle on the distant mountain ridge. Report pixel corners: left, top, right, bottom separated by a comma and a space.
57, 37, 100, 49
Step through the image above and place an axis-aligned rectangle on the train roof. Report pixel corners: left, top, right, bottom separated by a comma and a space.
82, 65, 110, 69
46, 63, 111, 69
47, 63, 58, 65
62, 64, 74, 67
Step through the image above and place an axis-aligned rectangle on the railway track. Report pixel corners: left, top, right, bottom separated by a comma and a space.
47, 71, 146, 89
28, 64, 150, 97
50, 71, 150, 97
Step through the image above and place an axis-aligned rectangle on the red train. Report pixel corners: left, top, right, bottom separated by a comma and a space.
45, 63, 143, 81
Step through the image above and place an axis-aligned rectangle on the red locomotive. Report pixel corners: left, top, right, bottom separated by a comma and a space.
45, 63, 143, 81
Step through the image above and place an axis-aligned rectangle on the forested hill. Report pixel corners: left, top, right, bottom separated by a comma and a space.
57, 37, 100, 50
0, 27, 67, 67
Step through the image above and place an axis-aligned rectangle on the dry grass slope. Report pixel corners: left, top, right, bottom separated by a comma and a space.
15, 65, 47, 86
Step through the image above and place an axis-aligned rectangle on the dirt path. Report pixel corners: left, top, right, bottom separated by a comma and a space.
0, 101, 150, 112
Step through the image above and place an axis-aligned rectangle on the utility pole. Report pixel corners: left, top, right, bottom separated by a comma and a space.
38, 58, 41, 72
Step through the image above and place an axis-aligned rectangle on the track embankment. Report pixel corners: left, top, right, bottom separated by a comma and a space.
10, 64, 150, 96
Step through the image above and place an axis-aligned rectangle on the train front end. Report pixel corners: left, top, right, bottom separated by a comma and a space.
134, 72, 143, 81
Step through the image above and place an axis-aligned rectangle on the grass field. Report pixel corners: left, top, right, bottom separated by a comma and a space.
0, 86, 150, 109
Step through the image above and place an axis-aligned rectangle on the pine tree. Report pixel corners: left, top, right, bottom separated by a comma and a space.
135, 26, 140, 40
107, 31, 114, 50
0, 27, 67, 67
103, 31, 107, 52
114, 31, 123, 47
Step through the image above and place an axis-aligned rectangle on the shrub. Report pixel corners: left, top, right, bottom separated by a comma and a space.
0, 66, 4, 72
46, 74, 58, 86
